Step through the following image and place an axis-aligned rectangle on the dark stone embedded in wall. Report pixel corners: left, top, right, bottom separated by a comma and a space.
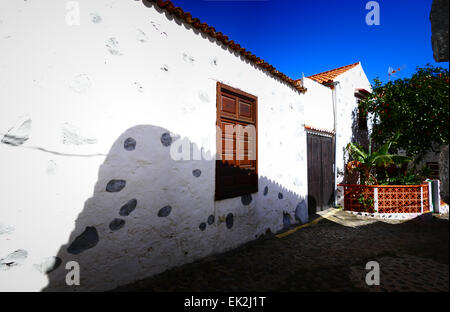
124, 137, 136, 151
150, 20, 168, 37
263, 186, 268, 196
90, 12, 102, 24
283, 213, 291, 229
69, 75, 92, 94
192, 169, 202, 177
198, 91, 210, 103
119, 199, 137, 216
109, 219, 125, 231
226, 213, 234, 229
199, 222, 206, 231
160, 132, 172, 147
133, 82, 144, 93
278, 193, 283, 199
0, 249, 28, 271
46, 160, 57, 175
207, 215, 215, 225
34, 256, 62, 274
295, 200, 307, 223
158, 205, 172, 217
1, 116, 32, 146
0, 223, 14, 235
182, 53, 195, 64
105, 37, 122, 56
106, 179, 126, 192
67, 227, 99, 255
241, 194, 252, 205
1, 133, 29, 146
136, 29, 149, 43
62, 122, 98, 145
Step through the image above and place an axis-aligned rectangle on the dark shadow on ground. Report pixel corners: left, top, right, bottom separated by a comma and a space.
111, 211, 448, 292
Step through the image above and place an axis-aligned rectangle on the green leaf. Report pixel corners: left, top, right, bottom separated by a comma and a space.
347, 143, 369, 163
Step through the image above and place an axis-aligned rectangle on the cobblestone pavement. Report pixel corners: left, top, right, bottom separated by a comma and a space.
113, 210, 449, 292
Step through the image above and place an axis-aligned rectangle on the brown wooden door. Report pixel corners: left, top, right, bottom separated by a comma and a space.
307, 133, 335, 213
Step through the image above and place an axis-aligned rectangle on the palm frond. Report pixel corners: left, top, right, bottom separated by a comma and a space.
390, 155, 412, 165
346, 142, 367, 162
371, 154, 395, 167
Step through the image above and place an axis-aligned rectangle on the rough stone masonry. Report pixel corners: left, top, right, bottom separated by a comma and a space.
430, 0, 449, 62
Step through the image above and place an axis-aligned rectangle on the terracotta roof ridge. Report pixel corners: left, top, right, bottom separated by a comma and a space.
308, 62, 360, 79
304, 125, 335, 135
150, 0, 307, 93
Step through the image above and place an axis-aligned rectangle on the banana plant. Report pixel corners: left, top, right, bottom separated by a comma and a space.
346, 134, 412, 185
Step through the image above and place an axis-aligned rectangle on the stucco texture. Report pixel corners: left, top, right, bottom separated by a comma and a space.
0, 0, 309, 291
333, 64, 372, 184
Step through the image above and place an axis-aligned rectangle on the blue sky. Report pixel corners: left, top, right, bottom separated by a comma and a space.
170, 0, 449, 84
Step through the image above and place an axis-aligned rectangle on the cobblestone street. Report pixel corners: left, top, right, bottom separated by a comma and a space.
113, 209, 449, 292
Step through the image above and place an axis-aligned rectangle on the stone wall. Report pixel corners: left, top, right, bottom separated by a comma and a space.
430, 0, 449, 62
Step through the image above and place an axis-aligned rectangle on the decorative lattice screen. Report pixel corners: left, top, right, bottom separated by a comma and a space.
339, 184, 430, 214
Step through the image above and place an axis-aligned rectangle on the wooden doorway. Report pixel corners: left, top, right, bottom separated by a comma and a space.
307, 132, 335, 214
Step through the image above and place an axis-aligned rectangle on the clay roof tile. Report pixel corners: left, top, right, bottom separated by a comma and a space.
308, 62, 360, 85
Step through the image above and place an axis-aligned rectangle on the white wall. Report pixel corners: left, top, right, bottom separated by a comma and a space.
303, 65, 371, 207
0, 0, 310, 291
333, 63, 372, 184
302, 78, 334, 130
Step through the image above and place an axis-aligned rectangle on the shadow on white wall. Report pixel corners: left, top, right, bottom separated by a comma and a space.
38, 124, 307, 291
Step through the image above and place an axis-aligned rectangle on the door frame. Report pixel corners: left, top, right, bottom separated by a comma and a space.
305, 126, 336, 213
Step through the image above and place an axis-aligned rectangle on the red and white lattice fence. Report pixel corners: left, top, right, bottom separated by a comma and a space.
338, 183, 430, 214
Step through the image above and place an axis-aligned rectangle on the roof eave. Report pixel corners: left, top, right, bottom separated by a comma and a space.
150, 0, 307, 94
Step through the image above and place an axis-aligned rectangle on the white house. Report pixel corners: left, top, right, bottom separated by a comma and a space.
302, 62, 372, 210
0, 0, 370, 291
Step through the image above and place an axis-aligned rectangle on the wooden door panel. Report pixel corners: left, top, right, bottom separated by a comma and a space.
307, 133, 335, 213
321, 137, 334, 209
307, 135, 321, 213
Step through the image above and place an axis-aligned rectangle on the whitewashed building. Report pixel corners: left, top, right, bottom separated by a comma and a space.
303, 63, 372, 210
0, 0, 370, 291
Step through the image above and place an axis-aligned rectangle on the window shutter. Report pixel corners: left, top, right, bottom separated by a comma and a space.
215, 83, 258, 201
